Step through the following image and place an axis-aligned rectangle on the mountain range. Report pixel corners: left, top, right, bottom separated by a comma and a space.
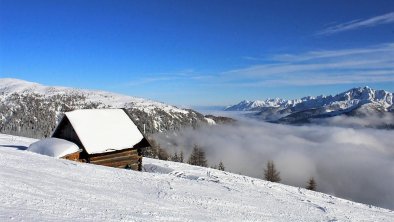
0, 78, 218, 138
226, 87, 394, 127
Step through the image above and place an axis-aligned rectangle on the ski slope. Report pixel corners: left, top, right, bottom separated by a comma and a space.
0, 134, 392, 221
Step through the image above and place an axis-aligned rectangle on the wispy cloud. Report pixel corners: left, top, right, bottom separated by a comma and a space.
242, 56, 267, 61
273, 43, 394, 62
221, 43, 394, 87
124, 70, 213, 86
318, 12, 394, 35
122, 43, 394, 89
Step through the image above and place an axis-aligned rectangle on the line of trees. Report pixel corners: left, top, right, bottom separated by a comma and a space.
263, 160, 317, 191
184, 145, 225, 171
144, 139, 225, 170
146, 138, 316, 190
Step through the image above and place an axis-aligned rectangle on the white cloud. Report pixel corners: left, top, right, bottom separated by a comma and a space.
273, 43, 394, 62
318, 12, 394, 35
311, 113, 394, 129
123, 43, 394, 88
124, 70, 213, 86
221, 43, 394, 86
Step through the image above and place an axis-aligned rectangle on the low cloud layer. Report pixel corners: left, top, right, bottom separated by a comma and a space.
311, 113, 394, 129
153, 120, 394, 209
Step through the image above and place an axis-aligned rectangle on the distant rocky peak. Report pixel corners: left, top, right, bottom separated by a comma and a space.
226, 86, 393, 112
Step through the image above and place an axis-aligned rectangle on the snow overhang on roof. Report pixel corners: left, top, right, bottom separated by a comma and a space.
65, 109, 144, 154
28, 138, 80, 158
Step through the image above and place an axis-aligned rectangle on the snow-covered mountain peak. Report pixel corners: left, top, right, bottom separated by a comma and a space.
225, 87, 394, 125
300, 95, 316, 100
225, 98, 296, 111
0, 78, 135, 100
0, 78, 210, 137
337, 86, 393, 107
0, 78, 190, 114
0, 78, 44, 94
227, 87, 393, 111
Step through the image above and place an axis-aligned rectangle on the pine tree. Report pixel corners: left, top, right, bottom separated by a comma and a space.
218, 161, 225, 171
197, 148, 208, 167
264, 160, 281, 182
188, 145, 208, 167
171, 150, 184, 163
179, 150, 184, 163
172, 151, 179, 162
188, 145, 199, 166
306, 177, 317, 191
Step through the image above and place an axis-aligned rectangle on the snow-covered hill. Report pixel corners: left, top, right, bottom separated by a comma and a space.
0, 133, 393, 221
0, 78, 212, 138
226, 87, 394, 125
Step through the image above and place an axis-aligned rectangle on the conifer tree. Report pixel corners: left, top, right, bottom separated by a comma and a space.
306, 177, 317, 191
187, 145, 198, 165
172, 151, 179, 162
188, 145, 208, 167
218, 161, 225, 171
197, 147, 208, 167
264, 160, 281, 182
179, 150, 184, 163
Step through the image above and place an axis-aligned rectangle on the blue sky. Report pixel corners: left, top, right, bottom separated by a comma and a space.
1, 0, 394, 106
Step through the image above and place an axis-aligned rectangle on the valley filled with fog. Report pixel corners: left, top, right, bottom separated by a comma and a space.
154, 112, 394, 209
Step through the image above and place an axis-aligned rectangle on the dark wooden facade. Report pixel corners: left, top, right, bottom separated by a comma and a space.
89, 148, 142, 170
52, 115, 150, 171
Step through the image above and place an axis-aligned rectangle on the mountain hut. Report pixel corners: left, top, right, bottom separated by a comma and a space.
51, 109, 150, 171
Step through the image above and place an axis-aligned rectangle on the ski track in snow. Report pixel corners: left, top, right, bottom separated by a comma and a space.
0, 134, 393, 221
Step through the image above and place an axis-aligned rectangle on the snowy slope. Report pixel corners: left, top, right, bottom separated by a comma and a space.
0, 78, 209, 138
0, 133, 393, 221
0, 78, 188, 114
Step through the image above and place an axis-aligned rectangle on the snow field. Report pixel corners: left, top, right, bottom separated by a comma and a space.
0, 134, 393, 221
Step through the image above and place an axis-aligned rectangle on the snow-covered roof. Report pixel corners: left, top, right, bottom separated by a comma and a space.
64, 109, 144, 154
28, 138, 79, 158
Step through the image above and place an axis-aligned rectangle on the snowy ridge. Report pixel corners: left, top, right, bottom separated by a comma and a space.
0, 78, 188, 115
0, 133, 393, 221
225, 98, 305, 111
226, 87, 394, 112
225, 87, 394, 123
0, 78, 210, 138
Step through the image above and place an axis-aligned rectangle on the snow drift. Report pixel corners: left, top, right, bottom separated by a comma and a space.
27, 138, 79, 158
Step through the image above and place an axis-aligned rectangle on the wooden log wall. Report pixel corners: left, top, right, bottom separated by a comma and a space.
62, 152, 81, 161
88, 148, 142, 171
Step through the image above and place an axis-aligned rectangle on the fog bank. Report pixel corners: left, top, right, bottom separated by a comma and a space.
153, 120, 394, 209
